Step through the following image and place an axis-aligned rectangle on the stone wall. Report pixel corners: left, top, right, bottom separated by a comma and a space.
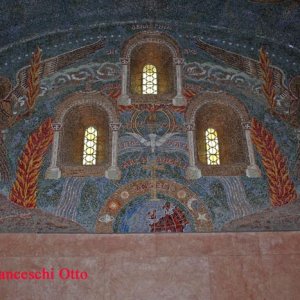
0, 232, 299, 299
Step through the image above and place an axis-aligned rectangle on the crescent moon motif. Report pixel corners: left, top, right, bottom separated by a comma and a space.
187, 198, 197, 211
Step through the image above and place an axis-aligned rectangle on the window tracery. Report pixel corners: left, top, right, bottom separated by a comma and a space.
205, 128, 220, 165
142, 64, 158, 94
83, 126, 98, 166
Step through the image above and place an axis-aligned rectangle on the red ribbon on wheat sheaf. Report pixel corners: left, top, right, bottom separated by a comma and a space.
251, 118, 298, 207
9, 118, 54, 208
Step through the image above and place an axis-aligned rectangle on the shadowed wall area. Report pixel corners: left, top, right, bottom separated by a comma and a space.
130, 43, 174, 95
196, 103, 248, 176
60, 106, 109, 166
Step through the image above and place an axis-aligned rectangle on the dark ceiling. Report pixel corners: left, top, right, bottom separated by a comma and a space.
0, 0, 299, 79
0, 0, 299, 48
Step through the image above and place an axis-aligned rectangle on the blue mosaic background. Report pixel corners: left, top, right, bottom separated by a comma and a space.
0, 2, 299, 233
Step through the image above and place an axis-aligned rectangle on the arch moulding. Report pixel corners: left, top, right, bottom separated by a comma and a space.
121, 31, 182, 59
55, 91, 119, 124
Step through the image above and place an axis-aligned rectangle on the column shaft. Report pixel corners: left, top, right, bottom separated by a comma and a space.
243, 122, 261, 177
118, 58, 131, 105
172, 59, 186, 106
45, 124, 62, 179
185, 124, 201, 179
105, 123, 121, 180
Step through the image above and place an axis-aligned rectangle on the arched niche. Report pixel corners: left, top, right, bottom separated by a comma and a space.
119, 31, 186, 106
130, 43, 174, 96
60, 105, 109, 167
185, 92, 261, 178
45, 91, 121, 180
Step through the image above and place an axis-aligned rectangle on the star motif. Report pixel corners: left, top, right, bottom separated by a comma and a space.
197, 213, 207, 221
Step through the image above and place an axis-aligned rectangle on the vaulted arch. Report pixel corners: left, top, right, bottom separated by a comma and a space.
45, 91, 121, 180
185, 92, 261, 178
118, 31, 186, 106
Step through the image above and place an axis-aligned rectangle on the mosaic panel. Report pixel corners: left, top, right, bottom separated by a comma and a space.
0, 18, 299, 233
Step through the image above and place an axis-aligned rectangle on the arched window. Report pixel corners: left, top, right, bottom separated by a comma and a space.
142, 64, 158, 94
205, 128, 220, 165
83, 126, 98, 165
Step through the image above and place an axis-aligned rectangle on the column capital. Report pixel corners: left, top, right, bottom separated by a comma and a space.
241, 122, 251, 130
52, 123, 62, 131
184, 123, 195, 131
120, 57, 130, 64
1, 129, 8, 141
110, 123, 121, 131
174, 58, 184, 65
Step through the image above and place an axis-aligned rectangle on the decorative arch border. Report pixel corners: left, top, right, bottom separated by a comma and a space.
185, 92, 261, 179
118, 31, 186, 106
95, 179, 213, 233
121, 31, 182, 59
186, 92, 250, 124
55, 91, 119, 124
45, 91, 122, 180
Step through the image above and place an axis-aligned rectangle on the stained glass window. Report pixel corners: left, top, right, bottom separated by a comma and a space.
205, 128, 220, 165
142, 64, 158, 94
83, 126, 97, 165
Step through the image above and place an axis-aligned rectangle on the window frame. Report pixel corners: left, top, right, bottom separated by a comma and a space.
205, 127, 221, 166
142, 64, 158, 95
82, 126, 98, 166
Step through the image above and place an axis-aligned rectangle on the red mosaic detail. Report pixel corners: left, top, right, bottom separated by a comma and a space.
149, 202, 189, 233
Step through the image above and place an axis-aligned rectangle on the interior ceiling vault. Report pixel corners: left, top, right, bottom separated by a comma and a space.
0, 0, 299, 46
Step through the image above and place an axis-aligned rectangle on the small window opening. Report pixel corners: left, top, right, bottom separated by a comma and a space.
205, 128, 220, 165
142, 64, 157, 94
83, 126, 97, 165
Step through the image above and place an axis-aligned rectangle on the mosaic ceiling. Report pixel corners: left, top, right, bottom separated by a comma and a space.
0, 0, 299, 233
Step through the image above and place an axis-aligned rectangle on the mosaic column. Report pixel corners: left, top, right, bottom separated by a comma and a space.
242, 122, 261, 177
118, 58, 131, 106
185, 123, 202, 179
172, 58, 187, 107
105, 123, 121, 180
45, 123, 62, 179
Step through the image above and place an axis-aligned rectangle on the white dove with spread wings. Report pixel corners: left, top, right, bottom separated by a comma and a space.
126, 132, 180, 153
